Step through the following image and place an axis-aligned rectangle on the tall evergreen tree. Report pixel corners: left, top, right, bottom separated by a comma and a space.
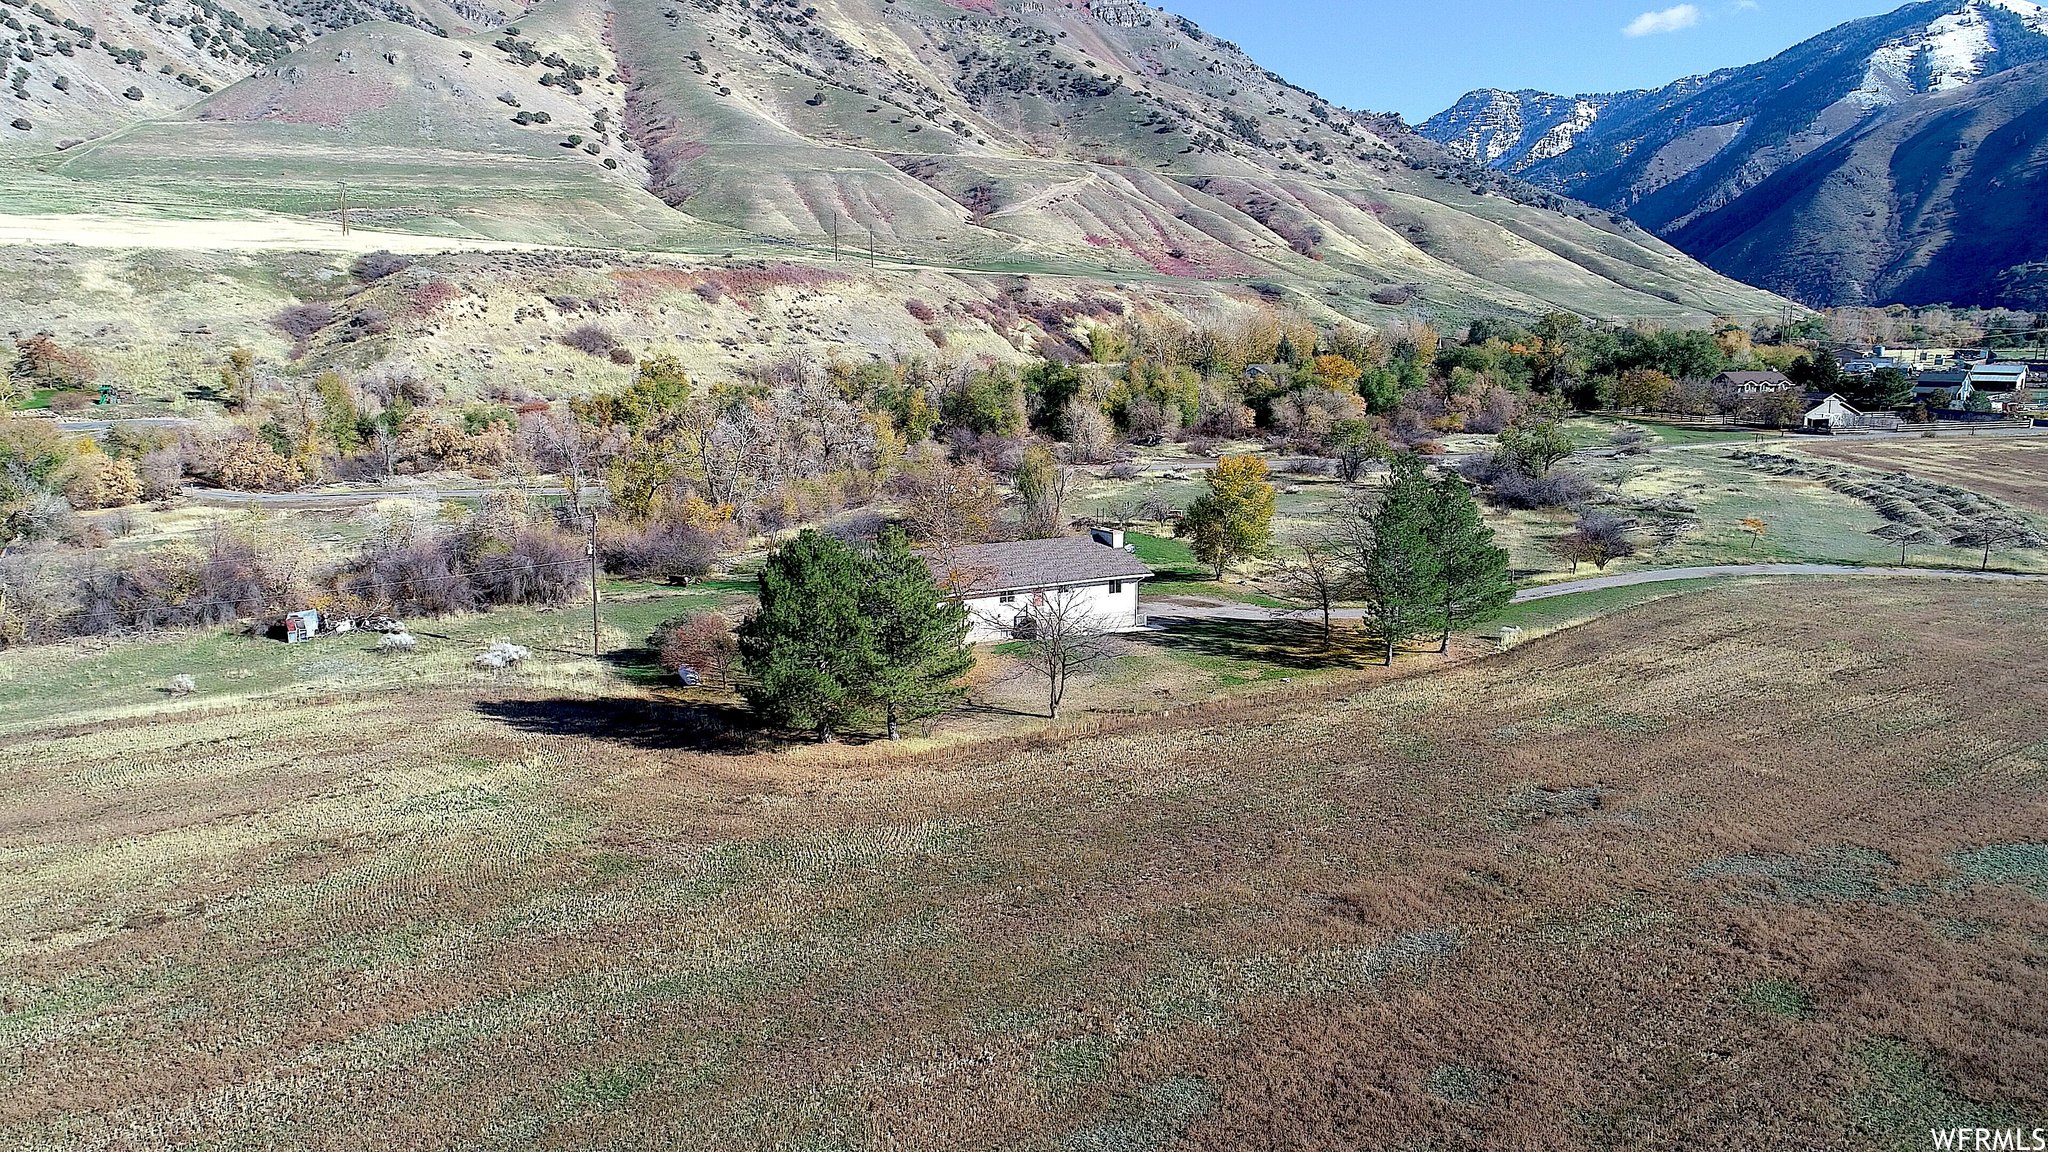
1424, 470, 1514, 652
862, 527, 974, 740
737, 530, 876, 742
1351, 455, 1445, 666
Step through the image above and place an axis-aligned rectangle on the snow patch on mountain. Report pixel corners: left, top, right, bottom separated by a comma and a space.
1418, 89, 1621, 173
1859, 0, 2048, 105
1525, 98, 1604, 163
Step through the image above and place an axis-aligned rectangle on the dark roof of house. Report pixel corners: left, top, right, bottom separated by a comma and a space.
926, 536, 1154, 596
1715, 370, 1790, 383
1914, 370, 1969, 385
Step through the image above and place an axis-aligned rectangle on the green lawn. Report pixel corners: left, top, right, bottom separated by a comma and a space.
1129, 533, 1291, 608
1569, 416, 1763, 448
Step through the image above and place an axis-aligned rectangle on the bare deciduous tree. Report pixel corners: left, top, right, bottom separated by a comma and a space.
1953, 516, 2028, 571
897, 458, 1000, 582
1011, 589, 1119, 719
1278, 537, 1346, 649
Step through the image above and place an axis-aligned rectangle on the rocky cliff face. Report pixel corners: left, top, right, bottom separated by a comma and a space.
1420, 89, 1627, 172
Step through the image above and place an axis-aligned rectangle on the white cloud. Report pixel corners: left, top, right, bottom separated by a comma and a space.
1731, 1, 1760, 11
1624, 4, 1702, 36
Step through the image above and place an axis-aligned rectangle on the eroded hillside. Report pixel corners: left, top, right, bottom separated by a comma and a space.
2, 0, 1787, 327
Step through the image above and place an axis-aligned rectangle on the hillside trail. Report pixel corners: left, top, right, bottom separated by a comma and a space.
1144, 563, 2048, 623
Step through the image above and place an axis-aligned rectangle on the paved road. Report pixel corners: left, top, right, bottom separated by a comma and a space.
1143, 563, 2048, 624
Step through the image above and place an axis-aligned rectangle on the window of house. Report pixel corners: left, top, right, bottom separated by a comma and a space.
1108, 581, 1123, 593
998, 592, 1014, 604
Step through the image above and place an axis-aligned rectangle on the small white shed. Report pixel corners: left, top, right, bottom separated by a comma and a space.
1801, 393, 1861, 432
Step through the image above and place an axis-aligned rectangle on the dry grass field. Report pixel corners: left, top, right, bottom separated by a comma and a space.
1792, 436, 2048, 518
3, 579, 2045, 1149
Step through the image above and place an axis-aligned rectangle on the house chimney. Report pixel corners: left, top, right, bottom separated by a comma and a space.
1091, 526, 1124, 550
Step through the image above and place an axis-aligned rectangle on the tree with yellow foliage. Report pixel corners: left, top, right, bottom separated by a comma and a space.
1177, 455, 1276, 579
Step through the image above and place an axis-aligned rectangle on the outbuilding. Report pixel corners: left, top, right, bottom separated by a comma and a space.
1801, 393, 1861, 432
928, 529, 1153, 643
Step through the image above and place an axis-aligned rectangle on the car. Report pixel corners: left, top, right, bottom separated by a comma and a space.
361, 615, 406, 634
676, 667, 702, 687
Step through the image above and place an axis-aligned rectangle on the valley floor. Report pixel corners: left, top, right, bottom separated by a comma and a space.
3, 578, 2043, 1148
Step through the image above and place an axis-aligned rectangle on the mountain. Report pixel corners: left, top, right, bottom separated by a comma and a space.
1419, 0, 2048, 309
0, 0, 1787, 328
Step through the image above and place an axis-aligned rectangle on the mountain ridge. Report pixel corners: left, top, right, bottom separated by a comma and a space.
1419, 0, 2048, 308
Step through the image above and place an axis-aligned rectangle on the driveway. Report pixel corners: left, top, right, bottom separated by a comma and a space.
1142, 563, 2048, 624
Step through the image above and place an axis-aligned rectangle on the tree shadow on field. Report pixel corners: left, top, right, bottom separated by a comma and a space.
1141, 618, 1371, 670
475, 697, 769, 753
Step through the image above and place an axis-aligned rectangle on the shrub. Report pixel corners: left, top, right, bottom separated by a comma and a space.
905, 298, 937, 323
352, 251, 412, 282
596, 518, 722, 581
561, 324, 618, 356
1107, 462, 1141, 481
275, 302, 334, 340
215, 440, 303, 491
693, 281, 722, 303
474, 638, 529, 669
340, 535, 472, 616
650, 611, 737, 684
467, 528, 583, 607
59, 453, 142, 509
73, 531, 307, 635
607, 346, 636, 365
168, 673, 194, 695
1459, 454, 1593, 510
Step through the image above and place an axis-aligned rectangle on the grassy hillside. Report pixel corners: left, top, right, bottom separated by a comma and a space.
0, 0, 1791, 327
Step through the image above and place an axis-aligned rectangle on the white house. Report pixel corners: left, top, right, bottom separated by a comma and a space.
928, 529, 1153, 643
1801, 393, 1861, 432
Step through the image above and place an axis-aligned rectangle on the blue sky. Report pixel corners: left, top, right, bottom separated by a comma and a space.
1164, 0, 1907, 120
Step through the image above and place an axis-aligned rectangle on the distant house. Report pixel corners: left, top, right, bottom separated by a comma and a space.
927, 528, 1153, 643
1874, 346, 1958, 369
1965, 362, 2030, 409
1713, 370, 1793, 396
1911, 369, 1971, 406
1801, 394, 1861, 432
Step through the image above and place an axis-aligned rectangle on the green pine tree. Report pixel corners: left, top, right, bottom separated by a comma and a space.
737, 530, 877, 742
863, 527, 974, 740
1356, 456, 1446, 665
1425, 470, 1514, 652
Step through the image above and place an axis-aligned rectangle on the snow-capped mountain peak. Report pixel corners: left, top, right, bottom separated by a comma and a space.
1862, 0, 2048, 105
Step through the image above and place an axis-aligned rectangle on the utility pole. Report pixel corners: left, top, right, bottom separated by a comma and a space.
586, 515, 600, 662
832, 216, 839, 263
868, 223, 875, 269
338, 182, 350, 236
